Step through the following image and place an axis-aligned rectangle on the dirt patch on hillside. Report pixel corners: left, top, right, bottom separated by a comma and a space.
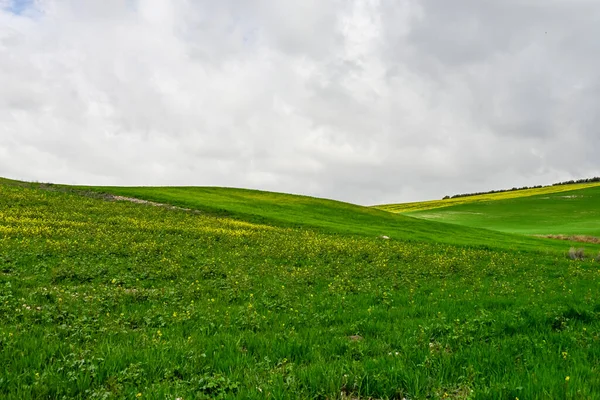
108, 195, 198, 213
30, 183, 201, 214
536, 234, 600, 244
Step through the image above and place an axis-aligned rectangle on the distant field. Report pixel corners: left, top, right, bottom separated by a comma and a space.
2, 178, 600, 399
394, 185, 600, 238
375, 182, 600, 213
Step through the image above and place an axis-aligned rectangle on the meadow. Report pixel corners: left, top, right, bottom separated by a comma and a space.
375, 182, 600, 213
382, 185, 600, 238
73, 185, 599, 253
2, 178, 600, 399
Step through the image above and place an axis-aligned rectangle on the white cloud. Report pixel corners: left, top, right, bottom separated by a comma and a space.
1, 0, 599, 204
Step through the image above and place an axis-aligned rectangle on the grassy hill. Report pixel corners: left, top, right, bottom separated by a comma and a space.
378, 183, 600, 239
2, 178, 600, 399
71, 184, 599, 253
375, 182, 600, 213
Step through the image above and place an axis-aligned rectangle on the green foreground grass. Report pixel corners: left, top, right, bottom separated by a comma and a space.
2, 179, 600, 399
402, 185, 600, 237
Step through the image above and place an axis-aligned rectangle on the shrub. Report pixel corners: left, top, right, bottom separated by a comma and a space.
568, 247, 585, 260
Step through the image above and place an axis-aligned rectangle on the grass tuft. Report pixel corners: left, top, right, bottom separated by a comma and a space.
568, 247, 586, 260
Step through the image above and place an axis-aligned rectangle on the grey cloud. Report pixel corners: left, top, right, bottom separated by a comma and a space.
1, 0, 599, 205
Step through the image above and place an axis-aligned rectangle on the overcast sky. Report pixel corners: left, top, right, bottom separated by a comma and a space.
1, 0, 599, 205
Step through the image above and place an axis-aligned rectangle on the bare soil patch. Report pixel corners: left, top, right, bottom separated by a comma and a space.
108, 195, 198, 213
536, 234, 600, 244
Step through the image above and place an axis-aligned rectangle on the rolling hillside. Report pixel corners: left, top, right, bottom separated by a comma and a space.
375, 181, 600, 213
73, 184, 599, 252
377, 183, 600, 238
2, 178, 600, 399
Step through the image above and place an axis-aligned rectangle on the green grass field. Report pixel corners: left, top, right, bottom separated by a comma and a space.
380, 184, 600, 238
2, 178, 600, 399
375, 182, 600, 213
71, 185, 599, 253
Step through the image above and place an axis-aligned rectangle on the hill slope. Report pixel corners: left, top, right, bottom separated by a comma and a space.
2, 178, 600, 398
375, 182, 600, 213
73, 184, 598, 253
395, 185, 600, 238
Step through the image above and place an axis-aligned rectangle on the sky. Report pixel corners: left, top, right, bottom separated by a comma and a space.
1, 0, 599, 205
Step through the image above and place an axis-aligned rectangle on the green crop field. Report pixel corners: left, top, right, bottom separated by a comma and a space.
2, 178, 600, 399
380, 184, 600, 239
375, 182, 600, 213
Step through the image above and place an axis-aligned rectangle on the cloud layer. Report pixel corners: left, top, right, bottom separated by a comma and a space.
1, 0, 599, 204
